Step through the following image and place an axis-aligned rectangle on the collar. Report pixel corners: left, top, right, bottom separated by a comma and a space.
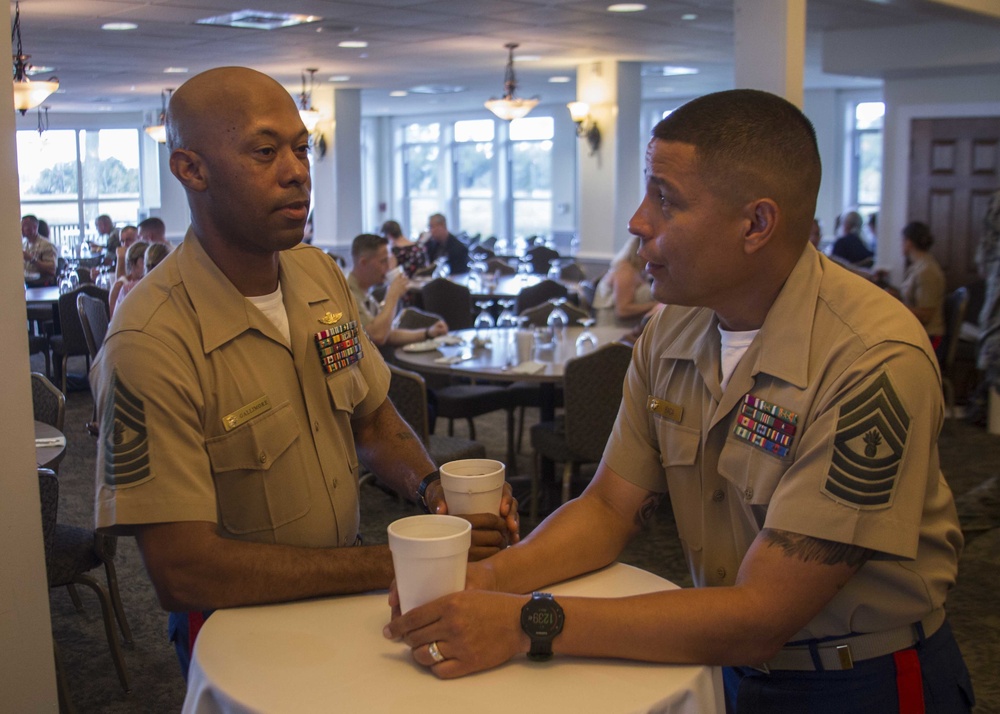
177, 228, 332, 354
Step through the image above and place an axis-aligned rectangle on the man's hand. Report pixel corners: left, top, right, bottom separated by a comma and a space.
385, 271, 410, 302
427, 320, 449, 338
423, 480, 520, 559
383, 590, 528, 679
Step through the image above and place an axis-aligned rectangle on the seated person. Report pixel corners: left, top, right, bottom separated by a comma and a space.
144, 242, 169, 274
349, 233, 448, 347
591, 235, 658, 328
423, 213, 469, 275
22, 215, 57, 287
830, 210, 874, 267
383, 219, 427, 279
109, 241, 148, 318
884, 221, 946, 355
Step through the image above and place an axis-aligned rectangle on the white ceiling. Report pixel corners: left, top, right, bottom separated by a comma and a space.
10, 0, 999, 117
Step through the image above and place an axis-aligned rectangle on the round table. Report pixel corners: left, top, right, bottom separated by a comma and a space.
35, 420, 67, 471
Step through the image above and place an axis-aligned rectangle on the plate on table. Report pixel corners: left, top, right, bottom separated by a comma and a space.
402, 340, 441, 353
24, 271, 40, 282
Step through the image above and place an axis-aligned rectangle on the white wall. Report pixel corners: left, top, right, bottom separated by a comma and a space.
2, 0, 60, 705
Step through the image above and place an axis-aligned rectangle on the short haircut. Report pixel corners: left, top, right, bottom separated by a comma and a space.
652, 89, 821, 229
429, 213, 446, 227
843, 211, 863, 233
125, 241, 149, 273
902, 221, 934, 251
138, 217, 166, 237
144, 242, 169, 272
22, 214, 38, 224
351, 232, 388, 260
381, 220, 403, 239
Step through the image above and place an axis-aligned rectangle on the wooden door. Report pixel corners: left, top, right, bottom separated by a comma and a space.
908, 117, 1000, 290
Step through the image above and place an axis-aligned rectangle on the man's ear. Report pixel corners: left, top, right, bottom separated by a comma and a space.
169, 148, 207, 192
743, 198, 778, 256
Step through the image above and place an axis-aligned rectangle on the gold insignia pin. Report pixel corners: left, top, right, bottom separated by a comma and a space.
647, 395, 683, 423
319, 311, 342, 325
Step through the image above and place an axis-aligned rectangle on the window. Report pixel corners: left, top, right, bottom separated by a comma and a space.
850, 101, 884, 221
401, 122, 441, 237
453, 120, 495, 239
17, 128, 141, 254
509, 117, 553, 243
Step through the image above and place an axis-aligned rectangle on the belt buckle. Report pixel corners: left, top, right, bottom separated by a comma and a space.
835, 644, 854, 670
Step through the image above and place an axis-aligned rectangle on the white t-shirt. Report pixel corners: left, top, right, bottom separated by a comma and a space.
247, 286, 291, 347
718, 325, 759, 390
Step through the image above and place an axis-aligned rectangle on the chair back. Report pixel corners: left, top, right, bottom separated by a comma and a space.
516, 279, 568, 314
387, 364, 430, 443
421, 278, 474, 330
558, 262, 587, 283
939, 286, 969, 370
77, 291, 110, 360
37, 469, 59, 567
31, 372, 66, 431
486, 257, 516, 276
394, 307, 444, 331
563, 342, 633, 462
527, 245, 560, 275
56, 284, 109, 360
519, 300, 590, 327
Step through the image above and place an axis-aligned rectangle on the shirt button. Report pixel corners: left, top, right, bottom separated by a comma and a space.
716, 567, 726, 580
712, 489, 725, 502
332, 478, 339, 489
744, 487, 753, 501
313, 421, 320, 432
258, 451, 267, 464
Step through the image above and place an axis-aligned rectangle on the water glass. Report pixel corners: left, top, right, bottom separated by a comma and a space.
575, 318, 599, 355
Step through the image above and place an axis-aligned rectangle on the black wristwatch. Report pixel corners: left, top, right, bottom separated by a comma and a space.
520, 592, 564, 661
416, 470, 440, 513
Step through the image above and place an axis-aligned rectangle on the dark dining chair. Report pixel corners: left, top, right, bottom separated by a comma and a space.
421, 278, 474, 330
515, 279, 568, 315
38, 468, 132, 696
486, 257, 517, 276
77, 291, 111, 360
31, 371, 66, 433
558, 261, 587, 283
519, 300, 591, 327
939, 286, 969, 419
526, 245, 560, 275
49, 284, 109, 394
529, 342, 632, 519
28, 331, 51, 378
387, 364, 487, 467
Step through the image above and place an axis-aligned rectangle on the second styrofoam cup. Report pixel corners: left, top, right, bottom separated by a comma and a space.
387, 514, 471, 613
439, 458, 505, 515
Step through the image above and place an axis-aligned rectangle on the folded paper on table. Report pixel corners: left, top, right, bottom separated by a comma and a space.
35, 436, 67, 448
508, 360, 545, 375
434, 354, 473, 365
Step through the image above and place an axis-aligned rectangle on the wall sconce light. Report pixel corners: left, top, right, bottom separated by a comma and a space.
567, 101, 601, 155
298, 67, 327, 158
144, 88, 173, 144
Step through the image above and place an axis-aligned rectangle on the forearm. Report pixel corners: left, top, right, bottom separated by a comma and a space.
363, 309, 395, 345
386, 327, 430, 347
353, 398, 434, 504
136, 522, 395, 611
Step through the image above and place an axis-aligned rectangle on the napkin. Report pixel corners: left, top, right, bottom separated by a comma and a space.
434, 335, 465, 346
434, 354, 473, 365
507, 360, 545, 375
35, 436, 66, 448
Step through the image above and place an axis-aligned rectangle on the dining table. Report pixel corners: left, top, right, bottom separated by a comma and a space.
408, 272, 580, 308
182, 562, 725, 714
35, 420, 67, 471
25, 285, 62, 305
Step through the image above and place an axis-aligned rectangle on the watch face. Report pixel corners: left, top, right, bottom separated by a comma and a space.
521, 597, 564, 638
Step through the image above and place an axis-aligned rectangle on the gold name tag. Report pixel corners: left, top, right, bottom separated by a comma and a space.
647, 395, 683, 423
222, 395, 272, 432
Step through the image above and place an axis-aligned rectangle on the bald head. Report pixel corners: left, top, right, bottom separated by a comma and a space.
166, 67, 303, 152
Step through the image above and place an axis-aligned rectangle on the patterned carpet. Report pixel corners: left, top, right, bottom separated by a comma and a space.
43, 355, 999, 713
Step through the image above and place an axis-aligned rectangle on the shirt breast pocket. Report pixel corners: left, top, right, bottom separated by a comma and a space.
655, 419, 703, 551
324, 364, 370, 477
206, 402, 307, 537
717, 436, 790, 527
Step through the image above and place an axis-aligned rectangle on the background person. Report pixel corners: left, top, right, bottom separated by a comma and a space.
91, 67, 517, 678
108, 241, 148, 317
22, 214, 57, 286
591, 235, 658, 329
382, 219, 427, 279
349, 232, 447, 347
144, 242, 169, 274
423, 213, 469, 275
385, 89, 972, 713
830, 210, 874, 267
884, 221, 946, 355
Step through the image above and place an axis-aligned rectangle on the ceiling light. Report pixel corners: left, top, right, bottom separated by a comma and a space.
681, 13, 698, 21
514, 55, 540, 62
607, 3, 647, 12
484, 43, 538, 121
196, 10, 321, 30
144, 88, 173, 144
642, 65, 699, 77
11, 2, 59, 115
409, 84, 465, 95
338, 40, 368, 48
26, 65, 55, 75
390, 91, 408, 97
164, 67, 189, 74
102, 22, 138, 31
328, 75, 350, 82
548, 76, 572, 83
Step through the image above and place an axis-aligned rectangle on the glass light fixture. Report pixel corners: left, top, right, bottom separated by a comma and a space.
12, 1, 59, 115
144, 89, 173, 144
298, 68, 321, 132
484, 43, 538, 121
567, 101, 601, 155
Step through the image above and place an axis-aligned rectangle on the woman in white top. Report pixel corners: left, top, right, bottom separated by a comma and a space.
109, 241, 148, 318
592, 235, 658, 328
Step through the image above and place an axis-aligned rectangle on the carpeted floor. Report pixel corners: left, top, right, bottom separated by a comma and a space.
43, 355, 1000, 713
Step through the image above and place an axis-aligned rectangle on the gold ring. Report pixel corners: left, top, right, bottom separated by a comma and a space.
428, 640, 445, 664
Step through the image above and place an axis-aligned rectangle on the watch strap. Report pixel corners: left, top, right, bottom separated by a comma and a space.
416, 470, 440, 513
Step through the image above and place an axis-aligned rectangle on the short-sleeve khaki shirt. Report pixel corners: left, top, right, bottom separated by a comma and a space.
93, 229, 389, 548
606, 246, 963, 640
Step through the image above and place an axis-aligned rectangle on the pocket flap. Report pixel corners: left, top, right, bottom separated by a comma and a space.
206, 402, 299, 473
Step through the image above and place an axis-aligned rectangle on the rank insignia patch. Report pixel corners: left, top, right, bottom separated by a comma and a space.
823, 372, 909, 509
102, 370, 151, 486
732, 393, 798, 458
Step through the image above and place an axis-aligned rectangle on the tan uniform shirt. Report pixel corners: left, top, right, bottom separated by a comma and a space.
93, 229, 389, 548
606, 246, 963, 641
347, 271, 380, 327
900, 251, 946, 338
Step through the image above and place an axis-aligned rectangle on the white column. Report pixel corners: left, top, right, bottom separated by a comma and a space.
310, 87, 363, 251
575, 60, 643, 260
734, 0, 806, 107
0, 0, 60, 706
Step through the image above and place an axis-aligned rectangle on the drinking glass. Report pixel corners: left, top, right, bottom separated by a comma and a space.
547, 258, 563, 281
495, 299, 517, 328
546, 298, 569, 331
58, 270, 74, 294
575, 318, 599, 355
474, 300, 495, 341
517, 254, 533, 283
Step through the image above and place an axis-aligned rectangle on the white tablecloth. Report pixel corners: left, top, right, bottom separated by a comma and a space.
183, 562, 724, 714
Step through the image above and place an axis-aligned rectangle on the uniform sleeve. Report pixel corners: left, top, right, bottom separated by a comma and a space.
763, 343, 944, 560
92, 329, 218, 534
604, 324, 669, 493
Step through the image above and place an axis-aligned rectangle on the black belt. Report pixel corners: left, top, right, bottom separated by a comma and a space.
753, 609, 945, 672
